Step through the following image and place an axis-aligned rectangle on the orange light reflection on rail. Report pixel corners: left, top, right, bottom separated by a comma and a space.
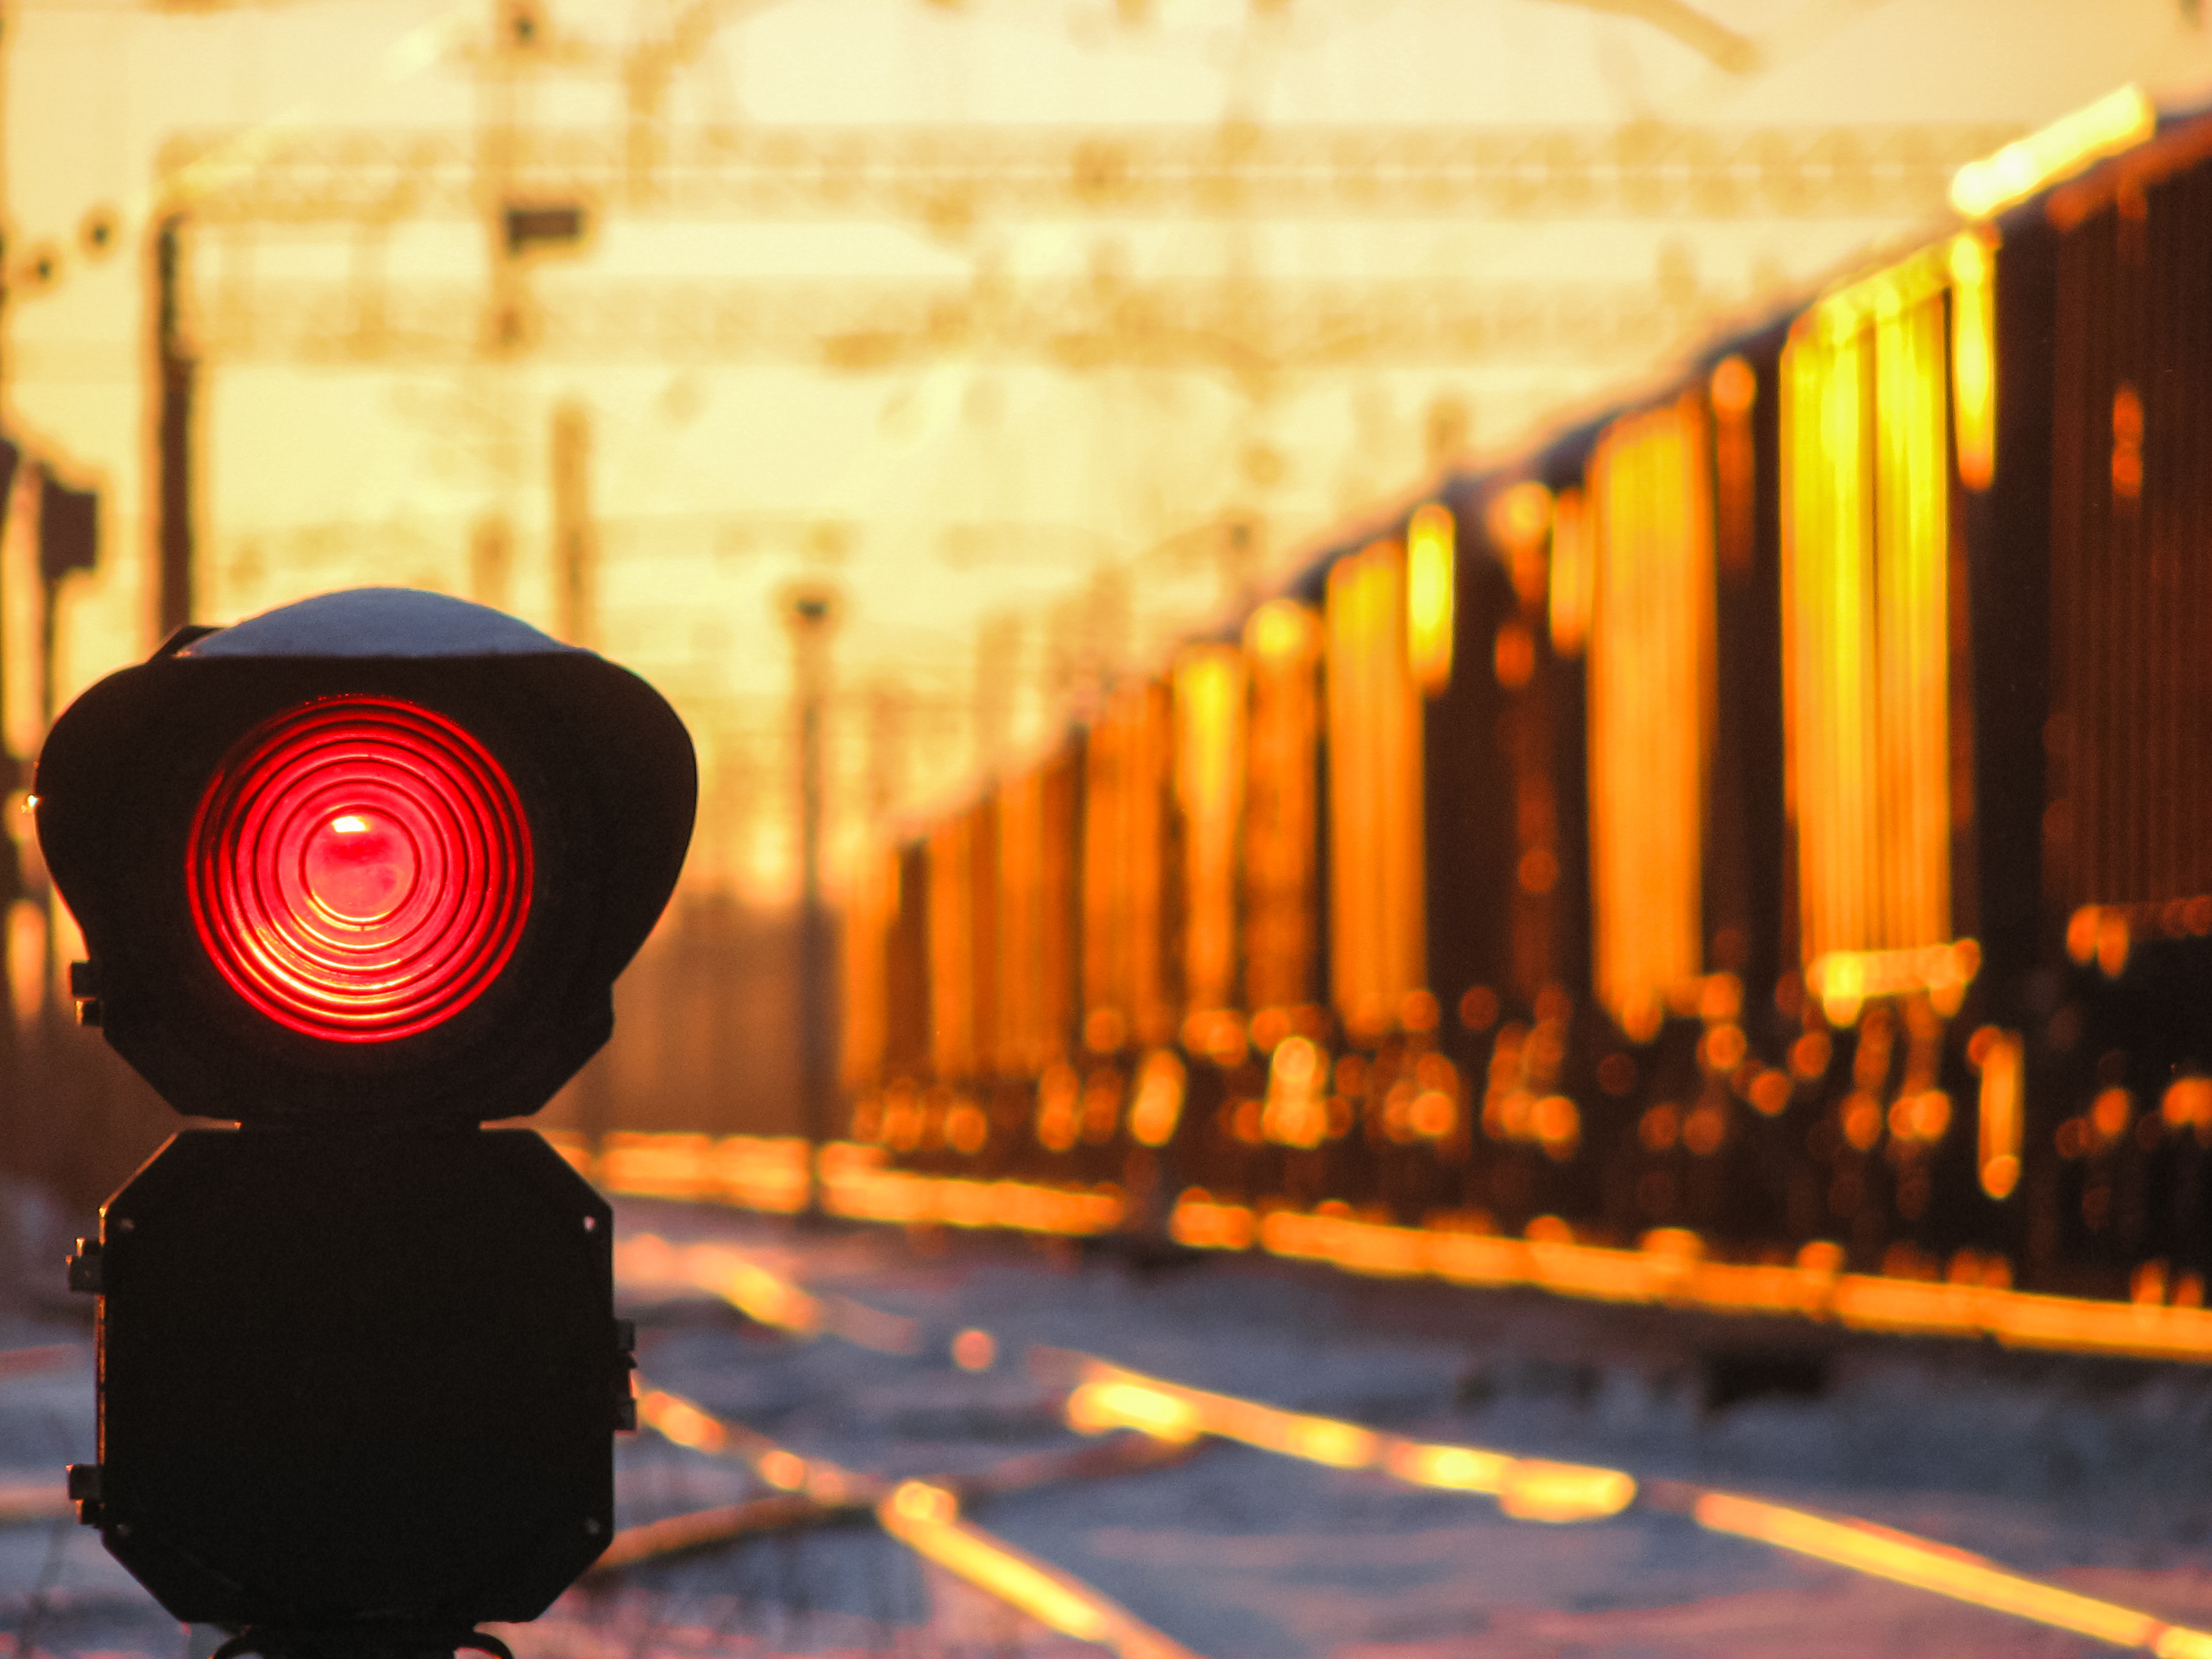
633, 1383, 853, 1507
1067, 1379, 1204, 1444
1170, 1195, 2212, 1364
1693, 1490, 2212, 1657
617, 1231, 921, 1354
616, 1235, 822, 1337
547, 1130, 814, 1214
819, 1143, 1126, 1236
879, 1481, 1203, 1659
635, 1388, 728, 1456
584, 1134, 1128, 1240
1067, 1370, 1377, 1472
1065, 1360, 1634, 1522
1057, 1356, 2212, 1650
596, 1133, 2212, 1366
637, 1382, 1195, 1654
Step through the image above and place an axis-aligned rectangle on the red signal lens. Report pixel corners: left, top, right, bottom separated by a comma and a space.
301, 811, 419, 925
188, 697, 533, 1042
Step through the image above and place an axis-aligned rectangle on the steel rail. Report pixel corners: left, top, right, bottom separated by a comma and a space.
621, 1382, 1203, 1657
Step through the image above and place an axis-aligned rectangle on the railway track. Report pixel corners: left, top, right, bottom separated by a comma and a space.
0, 1196, 2209, 1657
577, 1201, 2212, 1657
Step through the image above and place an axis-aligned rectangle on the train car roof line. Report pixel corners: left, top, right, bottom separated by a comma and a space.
2049, 102, 2212, 231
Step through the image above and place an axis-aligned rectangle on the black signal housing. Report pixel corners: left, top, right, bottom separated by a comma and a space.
36, 590, 695, 1126
33, 589, 696, 1653
90, 1125, 618, 1632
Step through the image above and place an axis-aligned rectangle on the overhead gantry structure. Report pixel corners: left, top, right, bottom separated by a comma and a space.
133, 2, 2025, 826
163, 115, 2014, 372
162, 118, 2009, 225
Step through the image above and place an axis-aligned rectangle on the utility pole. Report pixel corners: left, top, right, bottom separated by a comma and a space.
548, 398, 610, 1157
549, 401, 593, 645
0, 0, 17, 1082
469, 512, 515, 612
153, 214, 197, 643
0, 439, 18, 928
782, 582, 840, 1159
972, 612, 1018, 775
35, 467, 97, 1030
864, 677, 906, 825
479, 0, 531, 353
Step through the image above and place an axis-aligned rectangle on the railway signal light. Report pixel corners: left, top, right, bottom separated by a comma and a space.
34, 588, 696, 1657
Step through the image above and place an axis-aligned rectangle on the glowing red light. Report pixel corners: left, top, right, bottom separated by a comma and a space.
188, 697, 533, 1042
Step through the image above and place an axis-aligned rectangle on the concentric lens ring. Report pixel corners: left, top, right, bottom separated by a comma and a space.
188, 696, 534, 1042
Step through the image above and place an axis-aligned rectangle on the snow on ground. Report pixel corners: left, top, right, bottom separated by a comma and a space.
577, 1199, 2212, 1657
0, 1324, 167, 1659
2, 1194, 2212, 1655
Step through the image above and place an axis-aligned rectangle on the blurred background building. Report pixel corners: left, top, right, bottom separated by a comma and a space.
0, 0, 2207, 1210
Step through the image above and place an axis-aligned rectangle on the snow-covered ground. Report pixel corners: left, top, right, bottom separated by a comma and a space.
583, 1200, 2212, 1657
5, 1196, 2212, 1657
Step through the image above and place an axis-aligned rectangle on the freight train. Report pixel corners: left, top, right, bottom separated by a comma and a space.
837, 90, 2212, 1305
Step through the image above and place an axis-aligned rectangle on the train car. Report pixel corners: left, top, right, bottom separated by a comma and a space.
840, 93, 2212, 1306
2014, 111, 2212, 1296
843, 738, 1089, 1178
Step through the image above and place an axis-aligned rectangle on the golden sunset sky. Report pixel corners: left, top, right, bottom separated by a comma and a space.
4, 0, 2208, 904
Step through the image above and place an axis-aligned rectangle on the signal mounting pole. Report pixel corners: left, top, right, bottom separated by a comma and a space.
782, 583, 840, 1162
153, 212, 197, 644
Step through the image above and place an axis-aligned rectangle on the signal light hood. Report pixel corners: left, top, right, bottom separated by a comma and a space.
35, 588, 697, 1128
181, 587, 586, 659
